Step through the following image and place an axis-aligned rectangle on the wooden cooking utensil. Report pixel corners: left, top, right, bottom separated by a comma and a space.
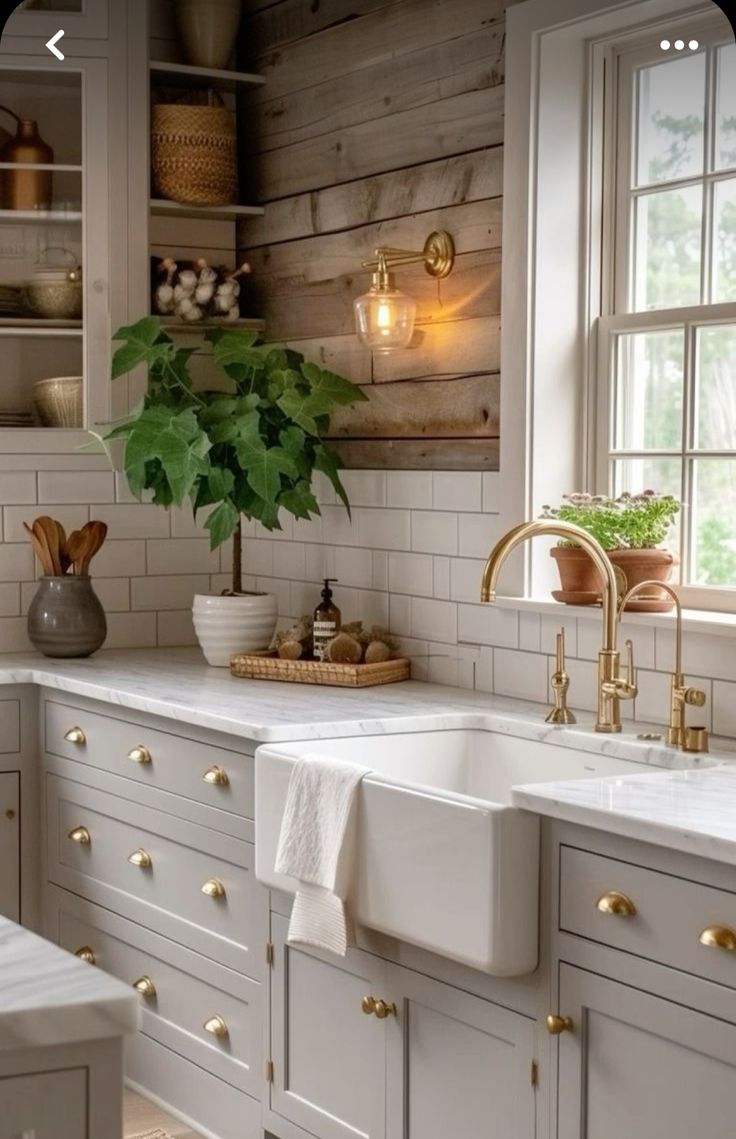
78, 520, 108, 575
24, 520, 55, 577
64, 529, 86, 575
55, 519, 70, 574
35, 516, 63, 576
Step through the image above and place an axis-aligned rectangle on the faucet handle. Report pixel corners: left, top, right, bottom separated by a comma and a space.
683, 686, 706, 708
625, 639, 636, 689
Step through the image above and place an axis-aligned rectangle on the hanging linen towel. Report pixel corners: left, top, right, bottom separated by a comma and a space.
274, 754, 371, 956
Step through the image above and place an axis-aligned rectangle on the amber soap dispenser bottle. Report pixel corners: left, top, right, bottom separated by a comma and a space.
313, 579, 341, 660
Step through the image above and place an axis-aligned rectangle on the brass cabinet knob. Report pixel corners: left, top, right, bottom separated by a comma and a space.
204, 1015, 229, 1038
67, 825, 91, 845
64, 726, 86, 745
127, 745, 152, 765
361, 995, 396, 1018
133, 975, 157, 999
596, 890, 637, 918
201, 877, 226, 899
546, 1014, 574, 1035
699, 925, 736, 951
128, 848, 152, 869
74, 945, 96, 964
202, 765, 229, 786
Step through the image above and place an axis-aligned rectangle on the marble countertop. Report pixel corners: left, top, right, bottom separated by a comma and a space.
0, 915, 140, 1050
0, 647, 730, 763
512, 766, 736, 864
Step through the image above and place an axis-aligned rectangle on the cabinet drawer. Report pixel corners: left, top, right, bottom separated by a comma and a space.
560, 844, 736, 991
0, 1068, 87, 1139
45, 699, 253, 823
53, 892, 261, 1099
47, 774, 262, 975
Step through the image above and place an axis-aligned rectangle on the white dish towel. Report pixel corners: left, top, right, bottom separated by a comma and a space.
274, 754, 371, 956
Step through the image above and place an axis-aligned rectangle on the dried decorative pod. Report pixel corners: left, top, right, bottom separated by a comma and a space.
278, 640, 303, 661
364, 640, 391, 664
324, 632, 363, 664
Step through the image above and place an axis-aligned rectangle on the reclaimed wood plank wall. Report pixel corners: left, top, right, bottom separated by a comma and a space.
236, 0, 504, 470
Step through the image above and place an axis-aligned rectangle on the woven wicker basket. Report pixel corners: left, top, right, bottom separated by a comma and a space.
151, 103, 238, 207
231, 653, 411, 688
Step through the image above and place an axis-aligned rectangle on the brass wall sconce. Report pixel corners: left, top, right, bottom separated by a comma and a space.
353, 230, 455, 352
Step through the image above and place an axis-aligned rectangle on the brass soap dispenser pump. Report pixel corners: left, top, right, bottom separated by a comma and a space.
0, 106, 54, 211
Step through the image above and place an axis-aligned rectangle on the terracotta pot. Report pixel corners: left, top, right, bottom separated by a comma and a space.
609, 548, 677, 612
550, 546, 604, 605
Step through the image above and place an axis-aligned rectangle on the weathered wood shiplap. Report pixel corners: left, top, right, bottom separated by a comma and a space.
237, 0, 503, 469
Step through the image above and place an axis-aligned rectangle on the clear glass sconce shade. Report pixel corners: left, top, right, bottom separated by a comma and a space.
353, 285, 417, 352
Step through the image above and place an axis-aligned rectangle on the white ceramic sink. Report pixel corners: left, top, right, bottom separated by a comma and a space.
255, 727, 710, 976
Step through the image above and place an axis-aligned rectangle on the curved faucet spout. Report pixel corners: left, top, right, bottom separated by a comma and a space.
620, 580, 681, 674
480, 519, 619, 652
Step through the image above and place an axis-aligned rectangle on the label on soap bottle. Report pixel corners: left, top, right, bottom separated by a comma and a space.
314, 620, 338, 660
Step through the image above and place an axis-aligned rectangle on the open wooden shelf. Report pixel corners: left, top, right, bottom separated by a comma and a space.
0, 163, 82, 173
161, 318, 265, 333
0, 209, 82, 225
0, 318, 83, 337
150, 199, 264, 222
150, 60, 265, 92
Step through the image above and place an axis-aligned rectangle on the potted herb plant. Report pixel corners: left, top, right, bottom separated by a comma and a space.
541, 491, 680, 612
104, 317, 366, 665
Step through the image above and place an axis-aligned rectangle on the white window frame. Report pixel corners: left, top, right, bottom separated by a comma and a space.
501, 0, 735, 613
597, 15, 736, 611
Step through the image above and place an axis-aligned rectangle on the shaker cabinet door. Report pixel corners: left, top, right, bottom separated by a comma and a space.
385, 964, 536, 1139
0, 1068, 87, 1139
0, 771, 19, 922
557, 963, 736, 1139
269, 914, 387, 1139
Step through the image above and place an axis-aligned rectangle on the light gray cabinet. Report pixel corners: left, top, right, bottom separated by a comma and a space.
268, 915, 536, 1139
556, 963, 736, 1139
385, 963, 536, 1139
0, 1068, 87, 1139
0, 772, 19, 922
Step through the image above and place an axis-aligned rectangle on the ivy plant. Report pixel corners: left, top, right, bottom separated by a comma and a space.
103, 317, 367, 593
541, 491, 680, 550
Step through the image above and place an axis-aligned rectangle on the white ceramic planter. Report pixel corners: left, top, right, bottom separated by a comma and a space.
192, 593, 278, 667
175, 0, 242, 70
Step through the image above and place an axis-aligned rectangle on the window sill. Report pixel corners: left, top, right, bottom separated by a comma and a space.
493, 595, 736, 637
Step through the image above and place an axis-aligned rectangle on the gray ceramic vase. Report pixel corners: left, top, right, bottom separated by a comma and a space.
27, 576, 107, 658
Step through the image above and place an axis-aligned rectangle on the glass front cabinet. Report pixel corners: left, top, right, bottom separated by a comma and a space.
0, 0, 129, 448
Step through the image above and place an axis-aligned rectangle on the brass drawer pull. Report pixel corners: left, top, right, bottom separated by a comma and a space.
546, 1014, 574, 1035
201, 877, 226, 899
699, 925, 736, 951
68, 825, 91, 845
133, 975, 157, 999
128, 848, 152, 869
128, 745, 152, 765
361, 995, 397, 1019
74, 945, 96, 965
202, 765, 229, 786
204, 1015, 229, 1038
64, 726, 86, 745
596, 890, 637, 917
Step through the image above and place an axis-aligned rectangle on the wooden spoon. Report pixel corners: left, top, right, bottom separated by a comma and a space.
78, 520, 108, 576
35, 516, 63, 576
55, 520, 70, 574
64, 529, 87, 576
23, 520, 54, 577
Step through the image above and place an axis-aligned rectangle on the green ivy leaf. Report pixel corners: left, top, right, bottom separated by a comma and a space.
279, 425, 306, 457
301, 361, 368, 405
276, 387, 321, 435
112, 317, 171, 380
204, 499, 240, 550
279, 479, 319, 520
314, 444, 351, 515
235, 437, 298, 504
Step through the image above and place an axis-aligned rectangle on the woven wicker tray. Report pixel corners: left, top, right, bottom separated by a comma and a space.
230, 652, 411, 688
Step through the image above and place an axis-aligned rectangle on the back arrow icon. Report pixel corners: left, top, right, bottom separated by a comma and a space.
46, 30, 65, 61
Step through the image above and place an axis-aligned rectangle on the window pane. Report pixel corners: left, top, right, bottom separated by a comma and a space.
636, 54, 705, 186
691, 459, 736, 587
694, 324, 736, 450
715, 43, 736, 171
614, 329, 684, 450
714, 178, 736, 302
633, 185, 702, 309
612, 457, 682, 568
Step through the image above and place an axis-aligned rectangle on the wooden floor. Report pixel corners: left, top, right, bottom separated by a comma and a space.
124, 1089, 204, 1139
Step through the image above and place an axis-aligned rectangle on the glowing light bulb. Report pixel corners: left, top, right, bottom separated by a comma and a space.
376, 301, 392, 330
660, 39, 670, 50
674, 39, 684, 50
689, 39, 699, 50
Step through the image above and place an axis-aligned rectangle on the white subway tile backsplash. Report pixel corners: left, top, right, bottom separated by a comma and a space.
132, 575, 208, 612
636, 669, 712, 731
458, 512, 504, 558
411, 510, 457, 555
147, 538, 219, 576
0, 583, 19, 617
0, 617, 32, 652
0, 473, 36, 505
243, 538, 274, 577
410, 596, 457, 644
4, 504, 88, 544
457, 602, 518, 648
658, 628, 736, 682
0, 545, 33, 583
713, 681, 736, 738
386, 471, 432, 509
90, 578, 131, 613
540, 614, 579, 660
372, 550, 388, 591
322, 504, 359, 547
332, 546, 373, 589
449, 558, 485, 603
390, 593, 411, 637
481, 472, 501, 514
169, 505, 212, 539
388, 551, 433, 597
358, 508, 410, 551
433, 556, 450, 600
105, 611, 157, 649
519, 612, 541, 652
39, 471, 114, 504
340, 470, 386, 508
273, 541, 306, 581
493, 648, 548, 702
96, 504, 169, 541
93, 540, 146, 579
157, 610, 198, 647
577, 614, 654, 669
433, 472, 482, 512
